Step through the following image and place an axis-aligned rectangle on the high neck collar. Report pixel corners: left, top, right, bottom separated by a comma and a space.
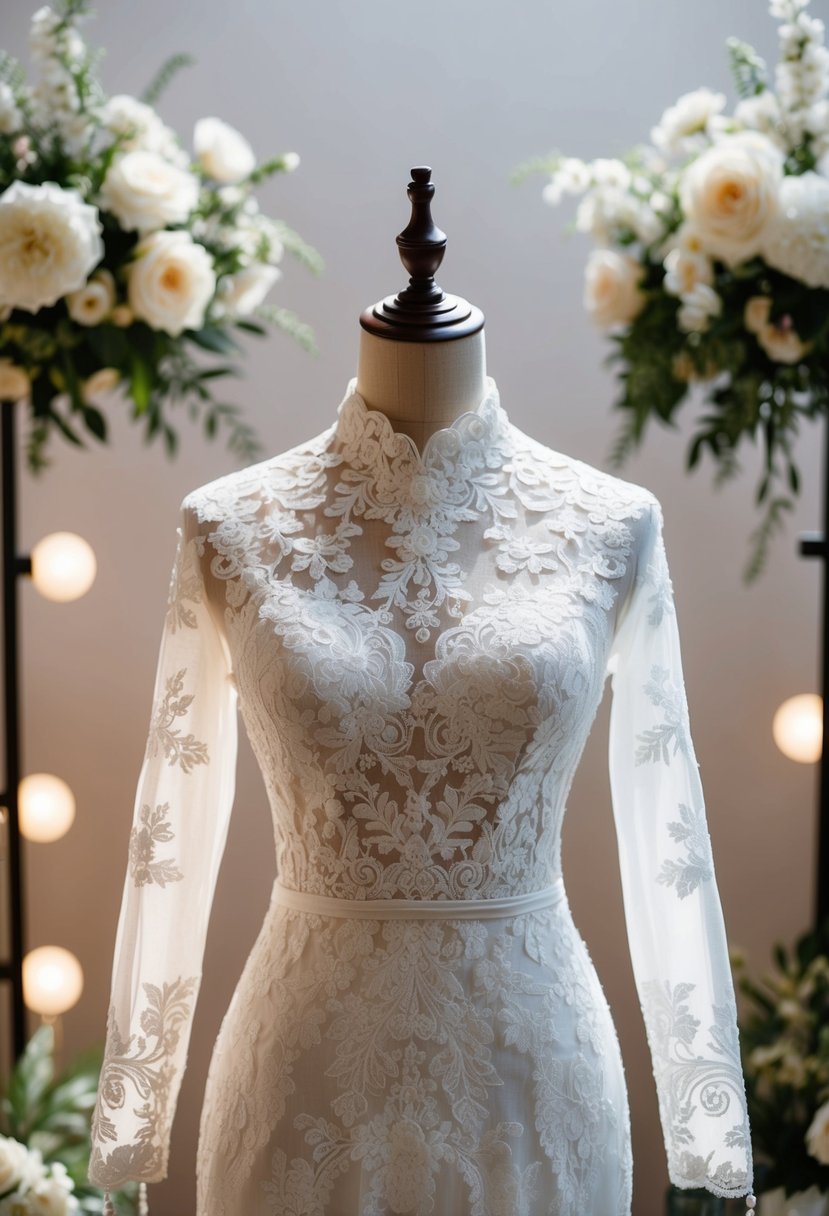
331, 375, 513, 476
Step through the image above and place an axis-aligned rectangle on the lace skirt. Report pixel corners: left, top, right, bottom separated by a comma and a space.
196, 877, 633, 1216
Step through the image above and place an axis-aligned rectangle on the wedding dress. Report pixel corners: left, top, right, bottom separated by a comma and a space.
87, 376, 754, 1215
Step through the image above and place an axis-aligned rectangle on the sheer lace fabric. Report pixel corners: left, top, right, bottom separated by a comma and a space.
87, 376, 753, 1214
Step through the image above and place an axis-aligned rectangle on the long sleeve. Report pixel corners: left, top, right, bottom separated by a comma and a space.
88, 496, 238, 1198
605, 495, 753, 1199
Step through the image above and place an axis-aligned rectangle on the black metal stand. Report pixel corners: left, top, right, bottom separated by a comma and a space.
800, 413, 829, 929
0, 400, 28, 1065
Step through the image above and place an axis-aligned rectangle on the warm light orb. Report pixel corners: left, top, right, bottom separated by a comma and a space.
30, 532, 96, 602
19, 773, 75, 842
23, 946, 83, 1016
773, 693, 823, 764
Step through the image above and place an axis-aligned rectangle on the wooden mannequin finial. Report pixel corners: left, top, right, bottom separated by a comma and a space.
360, 166, 484, 343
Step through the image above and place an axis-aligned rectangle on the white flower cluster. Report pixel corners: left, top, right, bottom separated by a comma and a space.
0, 1134, 78, 1216
26, 4, 98, 159
541, 0, 829, 361
0, 3, 303, 365
771, 0, 829, 152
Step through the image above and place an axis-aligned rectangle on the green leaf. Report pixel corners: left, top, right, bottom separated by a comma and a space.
509, 152, 564, 186
196, 365, 240, 380
5, 1024, 55, 1135
269, 220, 325, 276
254, 305, 317, 353
129, 352, 153, 415
234, 318, 268, 337
84, 324, 130, 367
186, 326, 241, 355
49, 406, 86, 448
139, 52, 196, 108
82, 405, 107, 442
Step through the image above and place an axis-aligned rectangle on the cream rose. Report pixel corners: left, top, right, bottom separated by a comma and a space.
193, 117, 256, 184
99, 149, 199, 234
127, 229, 215, 335
65, 268, 115, 325
0, 358, 30, 401
0, 1136, 28, 1192
215, 263, 280, 317
679, 131, 784, 267
744, 295, 772, 334
757, 318, 813, 364
583, 249, 646, 328
806, 1099, 829, 1165
0, 180, 103, 312
83, 367, 120, 397
744, 295, 813, 362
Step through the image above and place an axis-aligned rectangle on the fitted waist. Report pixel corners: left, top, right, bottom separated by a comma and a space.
271, 876, 566, 920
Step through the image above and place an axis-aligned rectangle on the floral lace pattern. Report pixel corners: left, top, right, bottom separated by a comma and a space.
88, 376, 752, 1212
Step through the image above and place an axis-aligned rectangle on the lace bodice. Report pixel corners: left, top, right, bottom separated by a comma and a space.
87, 376, 753, 1208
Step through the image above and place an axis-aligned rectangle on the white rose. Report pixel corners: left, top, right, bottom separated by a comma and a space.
583, 249, 646, 328
83, 366, 120, 397
806, 1099, 829, 1165
215, 263, 280, 317
0, 359, 30, 402
679, 132, 784, 267
193, 117, 256, 184
99, 149, 199, 234
127, 229, 215, 336
0, 180, 103, 312
65, 268, 115, 325
761, 170, 829, 289
0, 1137, 28, 1192
27, 1176, 76, 1216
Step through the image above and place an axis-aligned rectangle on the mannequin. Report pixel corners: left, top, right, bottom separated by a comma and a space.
354, 166, 488, 453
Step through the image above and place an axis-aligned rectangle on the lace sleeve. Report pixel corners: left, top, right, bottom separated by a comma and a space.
87, 496, 238, 1202
605, 495, 754, 1199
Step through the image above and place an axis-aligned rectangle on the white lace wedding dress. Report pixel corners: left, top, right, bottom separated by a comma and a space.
87, 376, 754, 1215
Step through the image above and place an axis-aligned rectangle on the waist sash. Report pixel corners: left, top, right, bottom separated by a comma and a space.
271, 876, 566, 920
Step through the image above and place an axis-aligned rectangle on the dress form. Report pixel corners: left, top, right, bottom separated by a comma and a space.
355, 166, 487, 455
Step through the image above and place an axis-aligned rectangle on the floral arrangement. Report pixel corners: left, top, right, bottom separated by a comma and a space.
731, 920, 829, 1196
0, 0, 322, 474
0, 1021, 125, 1214
0, 1137, 79, 1215
516, 0, 829, 580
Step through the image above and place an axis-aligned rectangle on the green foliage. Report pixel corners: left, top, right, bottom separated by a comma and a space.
270, 219, 325, 277
0, 1022, 139, 1213
509, 152, 564, 187
726, 36, 769, 99
732, 921, 829, 1196
138, 53, 196, 109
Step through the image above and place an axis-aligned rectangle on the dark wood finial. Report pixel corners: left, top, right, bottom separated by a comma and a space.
360, 166, 484, 343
